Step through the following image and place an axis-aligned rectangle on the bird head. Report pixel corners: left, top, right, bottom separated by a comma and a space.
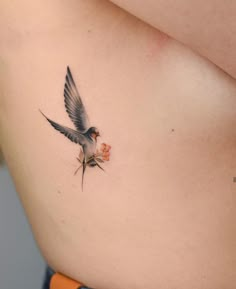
88, 127, 100, 140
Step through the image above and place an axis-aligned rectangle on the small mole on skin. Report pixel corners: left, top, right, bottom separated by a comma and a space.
171, 128, 175, 132
57, 190, 62, 194
88, 29, 91, 33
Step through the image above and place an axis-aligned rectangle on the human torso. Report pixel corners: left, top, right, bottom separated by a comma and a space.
0, 1, 236, 288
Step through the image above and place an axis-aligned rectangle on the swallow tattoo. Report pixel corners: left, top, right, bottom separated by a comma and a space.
40, 66, 111, 190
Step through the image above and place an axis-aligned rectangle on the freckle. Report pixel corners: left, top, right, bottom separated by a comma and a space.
171, 128, 175, 132
57, 190, 62, 194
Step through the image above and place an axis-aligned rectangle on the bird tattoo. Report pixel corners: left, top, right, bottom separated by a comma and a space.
40, 66, 111, 190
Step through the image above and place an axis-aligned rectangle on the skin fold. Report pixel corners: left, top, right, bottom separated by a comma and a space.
0, 1, 236, 288
109, 0, 236, 79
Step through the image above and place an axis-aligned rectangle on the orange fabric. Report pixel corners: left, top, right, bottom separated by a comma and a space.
50, 272, 84, 289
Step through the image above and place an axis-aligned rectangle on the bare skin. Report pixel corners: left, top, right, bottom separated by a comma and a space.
0, 1, 236, 289
109, 0, 236, 79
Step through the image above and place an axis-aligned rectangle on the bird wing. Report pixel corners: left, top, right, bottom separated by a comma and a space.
40, 110, 86, 146
64, 66, 90, 133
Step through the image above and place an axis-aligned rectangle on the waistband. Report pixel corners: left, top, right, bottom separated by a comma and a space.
45, 267, 92, 289
50, 272, 91, 289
